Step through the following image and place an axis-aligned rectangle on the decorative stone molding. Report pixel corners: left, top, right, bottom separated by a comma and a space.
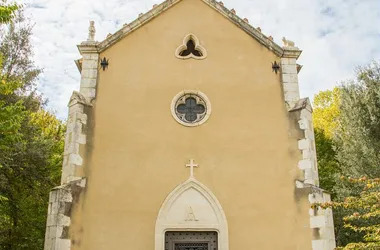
155, 177, 229, 250
44, 178, 86, 250
96, 0, 285, 56
61, 91, 91, 185
175, 34, 207, 60
170, 90, 212, 127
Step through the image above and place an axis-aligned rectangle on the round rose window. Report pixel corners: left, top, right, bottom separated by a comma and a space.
171, 91, 211, 127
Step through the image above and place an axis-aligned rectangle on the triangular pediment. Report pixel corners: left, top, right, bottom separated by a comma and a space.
91, 0, 298, 57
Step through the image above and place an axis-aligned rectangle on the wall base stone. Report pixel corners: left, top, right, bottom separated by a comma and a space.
44, 178, 86, 250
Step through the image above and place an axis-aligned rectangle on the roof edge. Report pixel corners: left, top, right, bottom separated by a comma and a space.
201, 0, 284, 57
97, 0, 182, 52
94, 0, 294, 57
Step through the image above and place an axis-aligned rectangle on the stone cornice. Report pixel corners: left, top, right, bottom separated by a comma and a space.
77, 41, 99, 54
282, 47, 303, 59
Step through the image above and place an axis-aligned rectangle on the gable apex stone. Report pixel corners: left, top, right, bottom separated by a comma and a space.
89, 0, 301, 58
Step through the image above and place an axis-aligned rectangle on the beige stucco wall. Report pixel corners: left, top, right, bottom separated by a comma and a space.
71, 0, 313, 249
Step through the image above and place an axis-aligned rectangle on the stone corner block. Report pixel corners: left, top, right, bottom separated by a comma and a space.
310, 215, 327, 228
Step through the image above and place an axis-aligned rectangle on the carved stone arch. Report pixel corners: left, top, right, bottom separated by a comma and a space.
155, 177, 229, 250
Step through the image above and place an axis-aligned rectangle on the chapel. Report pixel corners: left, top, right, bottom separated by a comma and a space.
44, 0, 336, 249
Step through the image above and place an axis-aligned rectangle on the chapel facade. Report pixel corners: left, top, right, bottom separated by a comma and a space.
44, 0, 336, 249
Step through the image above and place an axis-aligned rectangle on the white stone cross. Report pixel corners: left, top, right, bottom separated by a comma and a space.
186, 159, 199, 177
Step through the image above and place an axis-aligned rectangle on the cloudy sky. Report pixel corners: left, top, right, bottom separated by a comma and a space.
21, 0, 380, 119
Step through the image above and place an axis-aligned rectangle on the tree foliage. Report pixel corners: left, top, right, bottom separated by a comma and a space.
313, 88, 341, 194
314, 128, 340, 194
0, 4, 64, 250
0, 1, 18, 24
313, 177, 380, 249
313, 87, 341, 138
0, 65, 24, 152
335, 62, 380, 179
0, 8, 42, 91
313, 61, 380, 248
332, 62, 380, 248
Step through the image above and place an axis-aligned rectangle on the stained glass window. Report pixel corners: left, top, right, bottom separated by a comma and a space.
174, 94, 207, 124
176, 97, 206, 122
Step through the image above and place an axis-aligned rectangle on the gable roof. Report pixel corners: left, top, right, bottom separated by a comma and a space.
92, 0, 301, 58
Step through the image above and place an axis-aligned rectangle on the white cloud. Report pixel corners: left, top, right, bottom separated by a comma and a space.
21, 0, 380, 119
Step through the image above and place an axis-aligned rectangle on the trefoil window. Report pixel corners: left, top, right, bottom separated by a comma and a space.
175, 34, 207, 60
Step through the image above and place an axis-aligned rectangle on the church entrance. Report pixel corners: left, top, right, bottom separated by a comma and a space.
165, 231, 218, 250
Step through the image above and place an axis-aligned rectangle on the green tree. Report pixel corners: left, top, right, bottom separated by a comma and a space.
0, 57, 25, 204
0, 109, 64, 249
0, 1, 18, 24
314, 128, 340, 194
313, 87, 341, 138
313, 88, 341, 194
0, 5, 64, 250
0, 0, 23, 202
335, 62, 380, 179
333, 62, 380, 248
313, 88, 346, 246
0, 7, 42, 93
313, 62, 380, 248
313, 177, 380, 250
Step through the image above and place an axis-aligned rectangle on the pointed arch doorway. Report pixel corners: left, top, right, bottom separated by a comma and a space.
155, 177, 229, 250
